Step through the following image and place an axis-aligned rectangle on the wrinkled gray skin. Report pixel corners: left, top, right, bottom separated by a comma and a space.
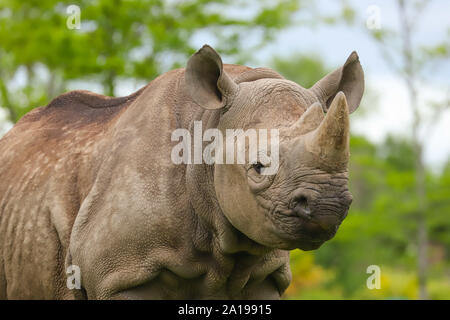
0, 45, 364, 299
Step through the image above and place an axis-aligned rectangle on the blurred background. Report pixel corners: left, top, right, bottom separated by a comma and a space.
0, 0, 449, 299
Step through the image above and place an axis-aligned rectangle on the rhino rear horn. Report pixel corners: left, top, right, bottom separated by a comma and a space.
311, 51, 364, 114
286, 102, 324, 137
185, 45, 238, 110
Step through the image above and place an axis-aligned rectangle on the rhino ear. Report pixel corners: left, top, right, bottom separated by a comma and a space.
310, 51, 364, 113
185, 45, 238, 110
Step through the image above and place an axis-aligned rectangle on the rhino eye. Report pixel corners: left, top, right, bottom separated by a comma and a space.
247, 161, 274, 191
252, 162, 265, 174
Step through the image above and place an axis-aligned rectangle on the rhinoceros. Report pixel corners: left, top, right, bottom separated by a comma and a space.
0, 45, 364, 299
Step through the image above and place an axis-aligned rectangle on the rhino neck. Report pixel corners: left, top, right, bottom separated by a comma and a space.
186, 109, 271, 257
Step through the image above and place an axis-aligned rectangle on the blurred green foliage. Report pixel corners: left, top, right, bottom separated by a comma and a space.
272, 54, 328, 89
0, 0, 301, 122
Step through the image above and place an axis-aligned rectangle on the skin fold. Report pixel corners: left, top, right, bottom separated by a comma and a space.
0, 45, 364, 299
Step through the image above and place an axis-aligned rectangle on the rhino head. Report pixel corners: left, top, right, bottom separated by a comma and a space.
185, 45, 364, 251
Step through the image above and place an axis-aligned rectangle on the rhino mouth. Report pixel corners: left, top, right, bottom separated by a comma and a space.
269, 203, 349, 250
254, 191, 349, 250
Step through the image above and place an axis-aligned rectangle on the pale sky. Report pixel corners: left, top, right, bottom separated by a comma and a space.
1, 0, 449, 169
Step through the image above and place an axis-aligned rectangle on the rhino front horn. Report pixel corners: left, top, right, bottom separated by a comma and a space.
305, 91, 350, 167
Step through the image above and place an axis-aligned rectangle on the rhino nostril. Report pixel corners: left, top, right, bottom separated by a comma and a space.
292, 195, 312, 220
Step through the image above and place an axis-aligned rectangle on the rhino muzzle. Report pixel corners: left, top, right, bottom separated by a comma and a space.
289, 188, 352, 241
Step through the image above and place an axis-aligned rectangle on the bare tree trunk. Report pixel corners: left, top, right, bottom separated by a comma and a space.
413, 136, 428, 300
398, 0, 428, 300
0, 78, 18, 123
104, 71, 116, 97
47, 72, 56, 101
